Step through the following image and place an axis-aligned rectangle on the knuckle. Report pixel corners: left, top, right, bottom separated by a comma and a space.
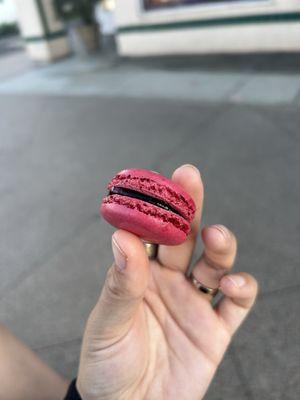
240, 273, 259, 301
224, 230, 238, 265
104, 266, 137, 301
223, 229, 237, 254
218, 230, 237, 254
105, 267, 128, 300
203, 247, 236, 270
221, 226, 237, 248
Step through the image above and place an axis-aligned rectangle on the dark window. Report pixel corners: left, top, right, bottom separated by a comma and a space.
144, 0, 254, 11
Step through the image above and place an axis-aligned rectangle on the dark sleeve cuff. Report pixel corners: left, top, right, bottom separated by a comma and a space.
64, 379, 82, 400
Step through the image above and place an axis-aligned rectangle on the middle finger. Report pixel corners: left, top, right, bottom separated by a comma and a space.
157, 164, 204, 272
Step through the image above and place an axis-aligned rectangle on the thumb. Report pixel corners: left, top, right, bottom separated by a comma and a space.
87, 229, 150, 345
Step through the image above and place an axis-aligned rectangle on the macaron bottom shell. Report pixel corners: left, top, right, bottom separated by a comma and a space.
101, 195, 189, 245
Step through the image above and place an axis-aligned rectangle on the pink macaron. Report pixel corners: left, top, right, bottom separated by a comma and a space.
100, 168, 196, 245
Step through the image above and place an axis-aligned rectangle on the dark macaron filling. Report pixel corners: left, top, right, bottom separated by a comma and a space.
109, 186, 184, 218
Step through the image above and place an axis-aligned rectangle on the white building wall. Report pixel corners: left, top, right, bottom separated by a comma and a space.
115, 0, 300, 55
13, 0, 44, 38
41, 0, 65, 33
13, 0, 70, 62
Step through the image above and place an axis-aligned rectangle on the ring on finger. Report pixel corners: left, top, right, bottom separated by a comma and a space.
143, 242, 158, 260
188, 272, 219, 297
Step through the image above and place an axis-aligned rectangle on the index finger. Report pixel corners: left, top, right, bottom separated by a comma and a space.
157, 164, 204, 273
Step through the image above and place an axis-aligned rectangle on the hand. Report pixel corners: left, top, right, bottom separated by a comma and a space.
77, 164, 258, 400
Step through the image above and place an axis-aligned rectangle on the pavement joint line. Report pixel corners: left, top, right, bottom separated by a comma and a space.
0, 215, 100, 302
229, 346, 256, 400
152, 103, 232, 171
234, 101, 299, 144
253, 104, 300, 140
293, 89, 300, 104
225, 72, 254, 100
0, 86, 299, 107
33, 337, 82, 352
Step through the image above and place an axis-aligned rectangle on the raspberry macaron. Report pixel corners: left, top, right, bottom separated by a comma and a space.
100, 168, 196, 245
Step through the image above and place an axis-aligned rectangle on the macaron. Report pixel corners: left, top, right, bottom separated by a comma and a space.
100, 168, 196, 245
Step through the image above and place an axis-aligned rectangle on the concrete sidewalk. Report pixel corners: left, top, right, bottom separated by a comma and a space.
0, 48, 299, 399
1, 51, 300, 106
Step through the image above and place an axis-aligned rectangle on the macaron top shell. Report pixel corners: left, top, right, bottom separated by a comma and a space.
108, 169, 196, 222
101, 168, 196, 245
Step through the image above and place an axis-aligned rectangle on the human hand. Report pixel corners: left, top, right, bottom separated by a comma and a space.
77, 164, 258, 400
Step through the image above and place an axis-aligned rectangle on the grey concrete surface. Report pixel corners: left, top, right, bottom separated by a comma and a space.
233, 288, 300, 400
0, 36, 24, 56
0, 46, 299, 400
1, 51, 300, 106
0, 44, 32, 81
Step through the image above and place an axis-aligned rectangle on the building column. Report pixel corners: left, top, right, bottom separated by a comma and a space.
14, 0, 71, 62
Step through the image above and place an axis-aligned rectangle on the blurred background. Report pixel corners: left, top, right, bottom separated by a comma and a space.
0, 0, 299, 399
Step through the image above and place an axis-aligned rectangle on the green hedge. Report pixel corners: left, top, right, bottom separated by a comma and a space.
0, 23, 19, 38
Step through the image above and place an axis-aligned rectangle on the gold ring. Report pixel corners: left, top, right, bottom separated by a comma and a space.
189, 272, 219, 297
143, 242, 158, 260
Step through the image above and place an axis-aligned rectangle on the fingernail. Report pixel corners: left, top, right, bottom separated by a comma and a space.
223, 275, 246, 288
112, 235, 127, 271
180, 164, 201, 177
212, 224, 229, 239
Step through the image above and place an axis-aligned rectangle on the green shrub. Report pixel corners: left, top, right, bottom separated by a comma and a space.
0, 22, 19, 38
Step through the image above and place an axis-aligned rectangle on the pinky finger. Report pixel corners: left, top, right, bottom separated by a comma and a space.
216, 273, 258, 336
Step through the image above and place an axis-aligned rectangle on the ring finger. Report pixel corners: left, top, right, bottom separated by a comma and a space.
189, 224, 237, 297
157, 164, 204, 272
